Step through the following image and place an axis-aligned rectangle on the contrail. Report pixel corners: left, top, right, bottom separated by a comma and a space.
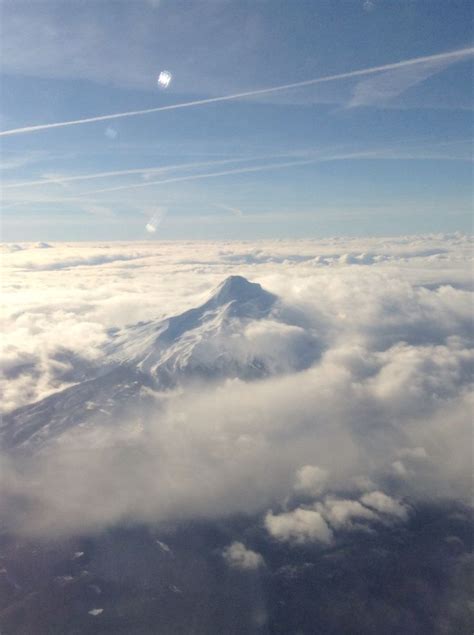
2, 160, 219, 189
0, 151, 363, 208
1, 47, 471, 137
2, 158, 325, 209
69, 156, 348, 198
3, 150, 322, 189
2, 156, 281, 189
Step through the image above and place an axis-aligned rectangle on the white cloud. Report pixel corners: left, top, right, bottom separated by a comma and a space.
363, 0, 376, 12
360, 491, 409, 520
317, 497, 378, 530
88, 608, 104, 616
294, 465, 328, 497
0, 235, 472, 537
222, 541, 264, 570
398, 446, 428, 460
265, 508, 334, 545
392, 460, 408, 477
348, 51, 463, 108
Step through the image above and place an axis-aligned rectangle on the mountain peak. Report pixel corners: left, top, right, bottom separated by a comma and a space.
212, 275, 273, 306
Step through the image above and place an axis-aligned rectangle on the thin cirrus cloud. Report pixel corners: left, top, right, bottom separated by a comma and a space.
2, 156, 290, 190
2, 143, 469, 212
2, 148, 339, 192
64, 142, 471, 200
66, 157, 338, 198
348, 54, 460, 108
213, 203, 245, 217
0, 47, 472, 138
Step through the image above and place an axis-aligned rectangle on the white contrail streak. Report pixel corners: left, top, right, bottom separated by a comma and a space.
2, 156, 283, 189
2, 160, 218, 189
69, 156, 345, 198
1, 47, 471, 137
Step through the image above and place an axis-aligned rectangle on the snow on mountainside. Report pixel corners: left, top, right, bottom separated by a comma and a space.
1, 276, 320, 453
104, 275, 279, 376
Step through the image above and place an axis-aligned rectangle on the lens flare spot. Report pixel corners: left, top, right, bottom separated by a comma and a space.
157, 70, 172, 88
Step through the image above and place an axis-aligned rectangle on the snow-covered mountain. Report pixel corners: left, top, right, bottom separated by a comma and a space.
1, 276, 320, 453
104, 274, 279, 379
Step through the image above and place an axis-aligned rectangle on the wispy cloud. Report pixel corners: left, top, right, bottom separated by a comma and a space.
82, 204, 116, 218
1, 47, 471, 137
348, 54, 459, 107
2, 141, 470, 214
3, 148, 334, 191
213, 203, 244, 217
2, 157, 278, 190
67, 157, 331, 198
64, 142, 473, 199
0, 151, 66, 171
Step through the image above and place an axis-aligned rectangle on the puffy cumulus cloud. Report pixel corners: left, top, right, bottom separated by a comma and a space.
360, 491, 410, 520
264, 490, 409, 545
316, 497, 379, 530
0, 336, 470, 536
0, 367, 363, 536
186, 319, 321, 377
391, 460, 409, 477
222, 541, 264, 570
1, 316, 108, 412
265, 508, 334, 545
0, 235, 472, 537
294, 465, 328, 497
0, 242, 53, 253
367, 341, 473, 411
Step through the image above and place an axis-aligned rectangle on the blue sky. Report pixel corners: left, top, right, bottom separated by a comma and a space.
0, 0, 472, 240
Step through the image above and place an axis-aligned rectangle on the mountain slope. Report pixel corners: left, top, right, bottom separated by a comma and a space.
104, 275, 278, 376
1, 276, 320, 453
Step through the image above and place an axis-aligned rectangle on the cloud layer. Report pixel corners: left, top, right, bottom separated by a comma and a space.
0, 235, 472, 539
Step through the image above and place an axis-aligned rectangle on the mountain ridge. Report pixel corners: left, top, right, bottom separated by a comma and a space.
1, 276, 320, 453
